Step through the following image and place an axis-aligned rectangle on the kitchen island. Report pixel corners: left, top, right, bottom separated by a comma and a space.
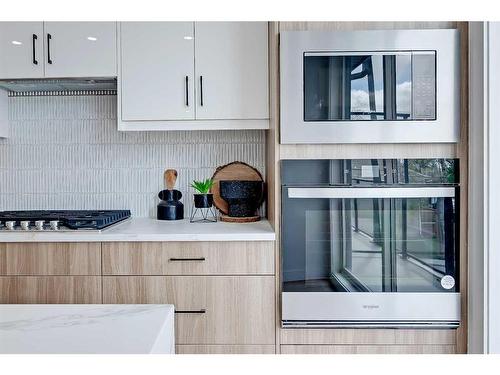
0, 304, 175, 354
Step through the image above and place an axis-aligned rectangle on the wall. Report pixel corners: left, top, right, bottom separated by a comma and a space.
0, 94, 265, 217
469, 21, 500, 354
485, 21, 500, 354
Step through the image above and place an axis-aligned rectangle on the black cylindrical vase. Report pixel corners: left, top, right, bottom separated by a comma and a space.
157, 200, 184, 220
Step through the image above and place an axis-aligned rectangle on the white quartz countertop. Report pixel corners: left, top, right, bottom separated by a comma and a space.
0, 304, 175, 354
0, 217, 276, 242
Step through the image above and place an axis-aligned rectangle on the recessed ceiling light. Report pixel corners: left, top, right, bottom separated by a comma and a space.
183, 36, 193, 40
11, 40, 22, 45
87, 36, 97, 41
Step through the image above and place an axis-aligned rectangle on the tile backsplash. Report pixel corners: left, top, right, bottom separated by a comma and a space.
0, 95, 266, 217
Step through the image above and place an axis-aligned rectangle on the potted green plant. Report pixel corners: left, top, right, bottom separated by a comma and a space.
191, 178, 215, 208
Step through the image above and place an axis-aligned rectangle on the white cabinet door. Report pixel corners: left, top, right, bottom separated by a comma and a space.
44, 22, 117, 78
0, 22, 44, 79
194, 22, 268, 120
120, 22, 195, 121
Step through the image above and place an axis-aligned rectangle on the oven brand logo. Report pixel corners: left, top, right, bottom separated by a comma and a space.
362, 304, 380, 309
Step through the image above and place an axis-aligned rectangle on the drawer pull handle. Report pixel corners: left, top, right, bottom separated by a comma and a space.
169, 257, 206, 262
175, 309, 206, 314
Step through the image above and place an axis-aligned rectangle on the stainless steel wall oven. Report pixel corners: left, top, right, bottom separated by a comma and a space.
281, 159, 460, 327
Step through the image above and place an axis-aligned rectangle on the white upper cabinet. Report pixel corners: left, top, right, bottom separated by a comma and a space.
0, 22, 116, 80
118, 22, 269, 130
44, 22, 117, 78
0, 22, 44, 79
194, 22, 269, 120
120, 22, 195, 121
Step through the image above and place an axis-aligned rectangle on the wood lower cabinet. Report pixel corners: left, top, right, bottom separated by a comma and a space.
280, 328, 457, 354
281, 329, 395, 345
280, 328, 456, 346
103, 275, 275, 345
102, 241, 274, 275
1, 240, 276, 354
280, 345, 456, 354
176, 345, 276, 354
0, 242, 101, 275
0, 276, 101, 303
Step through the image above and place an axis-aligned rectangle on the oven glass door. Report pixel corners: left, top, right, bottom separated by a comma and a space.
282, 187, 458, 294
303, 51, 436, 122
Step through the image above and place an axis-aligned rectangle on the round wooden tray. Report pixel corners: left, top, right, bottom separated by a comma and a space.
219, 214, 261, 223
211, 161, 263, 215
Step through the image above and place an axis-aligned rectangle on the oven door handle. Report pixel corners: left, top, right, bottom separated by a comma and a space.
287, 187, 456, 199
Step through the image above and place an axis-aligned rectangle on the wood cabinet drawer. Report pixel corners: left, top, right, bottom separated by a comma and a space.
0, 276, 101, 303
280, 345, 456, 354
0, 242, 101, 275
102, 242, 274, 275
103, 276, 275, 345
280, 328, 457, 345
176, 345, 276, 354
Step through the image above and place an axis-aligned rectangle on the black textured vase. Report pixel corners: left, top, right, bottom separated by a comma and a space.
220, 180, 264, 217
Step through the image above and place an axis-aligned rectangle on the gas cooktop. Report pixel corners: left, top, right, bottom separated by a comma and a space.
0, 210, 131, 231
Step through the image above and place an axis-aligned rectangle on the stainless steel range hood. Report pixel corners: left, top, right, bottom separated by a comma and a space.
0, 78, 117, 94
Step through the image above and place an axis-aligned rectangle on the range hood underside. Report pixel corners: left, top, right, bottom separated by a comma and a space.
0, 78, 117, 93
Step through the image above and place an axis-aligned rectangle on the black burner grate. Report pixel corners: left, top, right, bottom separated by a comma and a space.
0, 210, 131, 230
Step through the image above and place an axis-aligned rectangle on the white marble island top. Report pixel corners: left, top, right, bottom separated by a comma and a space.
0, 217, 276, 242
0, 304, 175, 354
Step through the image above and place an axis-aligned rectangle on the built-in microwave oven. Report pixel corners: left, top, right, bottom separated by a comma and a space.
280, 30, 460, 144
281, 159, 460, 327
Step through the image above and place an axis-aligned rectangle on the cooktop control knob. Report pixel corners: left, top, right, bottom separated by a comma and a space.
5, 221, 16, 230
35, 220, 45, 230
20, 221, 30, 231
49, 220, 60, 231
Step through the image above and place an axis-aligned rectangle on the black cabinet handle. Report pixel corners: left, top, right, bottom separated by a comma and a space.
32, 34, 38, 65
200, 76, 203, 106
175, 309, 206, 314
47, 33, 52, 64
169, 257, 206, 262
185, 76, 189, 106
